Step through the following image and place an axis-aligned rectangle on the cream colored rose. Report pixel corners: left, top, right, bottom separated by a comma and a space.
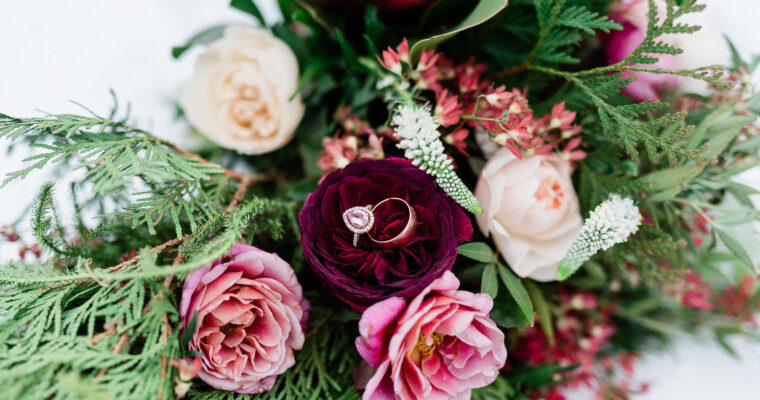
182, 26, 304, 155
475, 149, 583, 281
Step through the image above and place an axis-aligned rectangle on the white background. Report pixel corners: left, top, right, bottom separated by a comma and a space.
0, 1, 759, 398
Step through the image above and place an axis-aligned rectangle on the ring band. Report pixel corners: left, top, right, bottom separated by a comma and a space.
342, 197, 417, 248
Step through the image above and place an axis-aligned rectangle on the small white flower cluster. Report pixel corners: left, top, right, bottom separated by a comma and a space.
393, 105, 484, 215
556, 194, 642, 280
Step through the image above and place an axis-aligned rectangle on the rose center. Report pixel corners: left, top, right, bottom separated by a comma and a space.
415, 331, 444, 358
534, 175, 565, 210
219, 323, 237, 335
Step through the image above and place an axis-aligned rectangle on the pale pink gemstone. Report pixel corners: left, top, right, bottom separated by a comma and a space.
347, 209, 370, 229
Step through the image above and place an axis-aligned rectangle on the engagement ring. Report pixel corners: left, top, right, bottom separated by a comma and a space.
342, 197, 416, 248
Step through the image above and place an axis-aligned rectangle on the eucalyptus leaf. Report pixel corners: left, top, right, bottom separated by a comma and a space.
639, 164, 704, 192
699, 115, 756, 159
715, 227, 756, 272
713, 211, 757, 226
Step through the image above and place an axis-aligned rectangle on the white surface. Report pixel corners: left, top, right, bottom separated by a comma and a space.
0, 1, 759, 399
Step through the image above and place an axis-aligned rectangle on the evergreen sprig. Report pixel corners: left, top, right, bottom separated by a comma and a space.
0, 262, 179, 400
0, 113, 231, 238
0, 193, 296, 400
530, 0, 621, 66
525, 0, 728, 164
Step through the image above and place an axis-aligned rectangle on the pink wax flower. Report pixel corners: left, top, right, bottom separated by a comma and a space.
355, 271, 507, 399
179, 243, 309, 394
606, 0, 680, 101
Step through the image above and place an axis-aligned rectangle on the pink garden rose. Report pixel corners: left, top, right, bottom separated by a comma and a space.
355, 271, 507, 399
179, 243, 309, 394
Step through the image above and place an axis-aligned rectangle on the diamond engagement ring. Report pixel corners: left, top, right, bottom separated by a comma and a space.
342, 197, 417, 248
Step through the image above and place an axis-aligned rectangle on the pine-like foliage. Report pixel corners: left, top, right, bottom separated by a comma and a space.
527, 0, 729, 164
0, 112, 230, 238
0, 257, 179, 400
0, 192, 299, 399
530, 0, 621, 65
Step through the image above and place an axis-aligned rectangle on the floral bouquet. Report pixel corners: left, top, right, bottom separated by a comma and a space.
1, 0, 759, 399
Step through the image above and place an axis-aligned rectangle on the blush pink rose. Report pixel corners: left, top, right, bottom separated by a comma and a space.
180, 243, 309, 394
355, 271, 507, 400
475, 149, 583, 281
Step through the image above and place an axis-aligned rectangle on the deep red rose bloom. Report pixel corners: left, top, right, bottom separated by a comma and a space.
298, 158, 472, 310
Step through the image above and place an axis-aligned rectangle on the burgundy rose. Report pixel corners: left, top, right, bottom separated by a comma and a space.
298, 158, 472, 310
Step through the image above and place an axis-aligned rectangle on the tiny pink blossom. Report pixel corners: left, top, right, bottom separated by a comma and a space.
355, 271, 507, 400
559, 137, 587, 163
483, 85, 514, 110
417, 48, 440, 71
546, 101, 576, 131
444, 127, 470, 155
455, 57, 487, 93
434, 89, 463, 127
378, 38, 409, 75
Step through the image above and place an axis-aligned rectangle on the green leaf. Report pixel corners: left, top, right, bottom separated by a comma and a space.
615, 308, 691, 337
525, 280, 554, 345
409, 0, 508, 61
171, 25, 227, 59
489, 294, 531, 329
639, 164, 704, 191
481, 263, 499, 298
746, 92, 760, 115
180, 311, 198, 351
715, 227, 755, 272
713, 210, 758, 226
496, 263, 534, 326
649, 186, 681, 202
698, 115, 756, 159
458, 242, 494, 263
230, 0, 266, 25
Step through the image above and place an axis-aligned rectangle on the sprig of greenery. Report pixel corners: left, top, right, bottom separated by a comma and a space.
523, 0, 729, 164
529, 0, 621, 66
0, 113, 232, 238
0, 262, 179, 400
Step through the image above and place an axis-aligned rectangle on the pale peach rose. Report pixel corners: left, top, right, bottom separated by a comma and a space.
475, 149, 583, 281
182, 26, 304, 155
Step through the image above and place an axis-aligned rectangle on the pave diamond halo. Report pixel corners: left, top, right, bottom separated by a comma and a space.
342, 205, 374, 246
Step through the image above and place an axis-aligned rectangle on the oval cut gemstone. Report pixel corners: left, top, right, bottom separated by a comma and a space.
347, 209, 370, 229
